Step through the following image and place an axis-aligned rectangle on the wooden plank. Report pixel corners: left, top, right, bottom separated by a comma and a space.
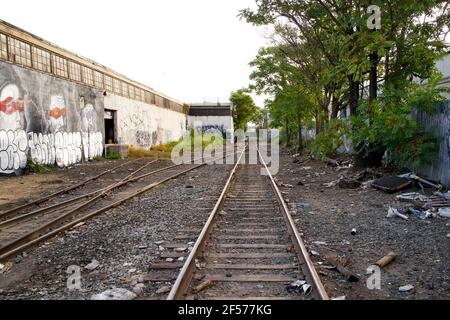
149, 263, 184, 270
143, 275, 177, 282
205, 252, 291, 259
214, 235, 279, 240
175, 235, 199, 240
160, 252, 187, 258
214, 243, 289, 249
198, 274, 297, 282
206, 263, 298, 270
193, 296, 300, 301
219, 229, 282, 233
161, 243, 193, 249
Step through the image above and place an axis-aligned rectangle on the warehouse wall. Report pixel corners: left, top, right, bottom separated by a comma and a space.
0, 61, 104, 174
187, 115, 234, 135
104, 94, 187, 148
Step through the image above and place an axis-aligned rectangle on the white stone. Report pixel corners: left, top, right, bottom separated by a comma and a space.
85, 259, 100, 271
91, 288, 137, 300
399, 285, 414, 292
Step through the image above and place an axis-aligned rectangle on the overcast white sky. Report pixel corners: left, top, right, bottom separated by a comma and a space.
1, 0, 270, 106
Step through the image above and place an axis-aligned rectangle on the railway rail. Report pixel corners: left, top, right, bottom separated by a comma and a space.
0, 146, 240, 263
166, 144, 329, 300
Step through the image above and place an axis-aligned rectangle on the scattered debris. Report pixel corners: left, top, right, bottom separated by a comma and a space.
84, 259, 100, 271
439, 208, 450, 218
297, 181, 304, 186
166, 258, 174, 263
375, 251, 397, 268
138, 245, 148, 250
91, 288, 137, 300
175, 247, 187, 252
71, 222, 85, 230
0, 262, 12, 274
324, 180, 340, 188
154, 241, 165, 245
372, 177, 412, 194
323, 251, 359, 282
156, 286, 171, 294
396, 192, 422, 202
398, 285, 415, 293
446, 233, 450, 239
351, 228, 357, 236
361, 180, 374, 190
281, 183, 294, 188
185, 185, 194, 189
338, 178, 361, 189
133, 283, 145, 295
387, 207, 409, 220
192, 280, 213, 294
301, 166, 312, 171
286, 280, 311, 295
332, 296, 346, 300
296, 201, 310, 209
399, 173, 442, 190
310, 250, 320, 257
313, 241, 328, 246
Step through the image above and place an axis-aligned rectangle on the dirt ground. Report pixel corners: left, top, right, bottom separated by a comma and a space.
0, 159, 132, 206
0, 159, 233, 300
277, 148, 450, 300
1, 150, 449, 300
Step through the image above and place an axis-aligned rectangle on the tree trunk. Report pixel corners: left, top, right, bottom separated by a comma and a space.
285, 118, 291, 147
297, 109, 303, 152
349, 78, 360, 116
369, 52, 378, 102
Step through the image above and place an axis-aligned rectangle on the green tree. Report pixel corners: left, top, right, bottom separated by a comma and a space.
240, 0, 449, 166
229, 89, 261, 130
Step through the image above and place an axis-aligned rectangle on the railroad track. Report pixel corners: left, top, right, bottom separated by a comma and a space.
165, 145, 329, 300
0, 147, 240, 263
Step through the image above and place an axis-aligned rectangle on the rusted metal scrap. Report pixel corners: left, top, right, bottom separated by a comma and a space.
323, 251, 359, 282
192, 280, 213, 294
375, 251, 397, 268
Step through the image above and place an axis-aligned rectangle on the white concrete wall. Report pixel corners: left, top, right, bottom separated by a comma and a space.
187, 115, 234, 135
104, 94, 186, 148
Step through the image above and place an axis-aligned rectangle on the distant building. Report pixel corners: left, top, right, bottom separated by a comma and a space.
187, 102, 234, 140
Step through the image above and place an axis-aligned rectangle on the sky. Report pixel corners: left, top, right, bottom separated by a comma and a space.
1, 0, 270, 106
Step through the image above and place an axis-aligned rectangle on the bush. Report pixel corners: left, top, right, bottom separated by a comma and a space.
310, 119, 349, 160
128, 146, 171, 159
351, 77, 447, 169
25, 159, 51, 174
106, 152, 121, 160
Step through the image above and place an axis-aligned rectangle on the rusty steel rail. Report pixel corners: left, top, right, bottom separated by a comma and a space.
0, 158, 142, 219
0, 147, 240, 263
167, 145, 329, 300
258, 149, 329, 300
0, 159, 159, 228
167, 145, 247, 300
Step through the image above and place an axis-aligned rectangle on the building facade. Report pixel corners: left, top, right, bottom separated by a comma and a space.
0, 20, 187, 174
187, 102, 234, 140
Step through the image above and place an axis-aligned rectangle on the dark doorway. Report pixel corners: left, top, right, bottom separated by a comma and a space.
104, 109, 116, 144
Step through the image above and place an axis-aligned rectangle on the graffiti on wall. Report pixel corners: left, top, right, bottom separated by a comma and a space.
0, 129, 27, 172
0, 62, 104, 174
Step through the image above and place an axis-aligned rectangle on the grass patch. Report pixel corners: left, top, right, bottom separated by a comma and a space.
151, 141, 180, 153
106, 151, 121, 160
129, 146, 171, 159
25, 159, 52, 174
93, 156, 103, 161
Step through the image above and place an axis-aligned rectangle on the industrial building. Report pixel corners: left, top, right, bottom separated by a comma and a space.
0, 20, 190, 174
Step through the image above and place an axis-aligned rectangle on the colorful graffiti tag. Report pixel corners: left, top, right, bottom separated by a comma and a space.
0, 62, 104, 174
